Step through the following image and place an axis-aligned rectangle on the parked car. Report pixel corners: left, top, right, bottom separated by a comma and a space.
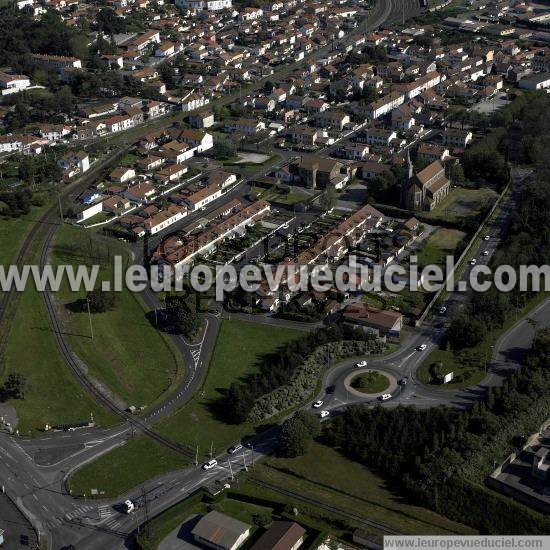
483, 250, 489, 256
355, 360, 368, 368
439, 306, 447, 315
228, 444, 242, 454
379, 394, 392, 401
312, 400, 324, 408
202, 459, 218, 470
484, 235, 490, 241
470, 258, 477, 266
319, 410, 330, 418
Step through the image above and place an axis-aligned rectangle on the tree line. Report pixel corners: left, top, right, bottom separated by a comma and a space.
224, 324, 374, 424
322, 328, 550, 533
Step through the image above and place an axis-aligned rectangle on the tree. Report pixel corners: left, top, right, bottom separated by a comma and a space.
277, 415, 311, 457
213, 139, 236, 160
159, 61, 176, 89
165, 295, 203, 338
277, 410, 321, 457
86, 288, 116, 313
447, 314, 486, 349
449, 163, 465, 185
428, 362, 443, 383
319, 186, 337, 211
3, 373, 29, 400
368, 170, 399, 204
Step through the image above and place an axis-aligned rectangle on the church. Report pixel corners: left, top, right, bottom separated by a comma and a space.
402, 156, 451, 212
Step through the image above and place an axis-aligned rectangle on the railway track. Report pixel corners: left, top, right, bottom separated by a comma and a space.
0, 145, 132, 361
248, 477, 402, 535
38, 221, 195, 459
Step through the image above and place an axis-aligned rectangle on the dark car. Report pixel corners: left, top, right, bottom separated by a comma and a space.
398, 377, 408, 386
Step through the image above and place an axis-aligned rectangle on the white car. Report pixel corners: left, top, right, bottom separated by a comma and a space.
470, 258, 477, 266
123, 500, 135, 514
416, 344, 427, 351
312, 400, 324, 408
202, 459, 218, 470
483, 250, 489, 256
355, 360, 368, 368
319, 410, 330, 418
439, 306, 447, 315
379, 394, 392, 401
483, 235, 490, 241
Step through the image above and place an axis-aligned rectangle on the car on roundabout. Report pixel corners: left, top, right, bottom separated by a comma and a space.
355, 360, 368, 368
379, 394, 392, 401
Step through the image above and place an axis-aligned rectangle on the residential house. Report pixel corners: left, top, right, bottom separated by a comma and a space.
179, 129, 214, 153
294, 156, 350, 189
0, 72, 31, 95
287, 125, 320, 146
189, 111, 215, 128
224, 118, 266, 135
110, 167, 135, 184
314, 109, 350, 130
58, 150, 90, 180
123, 182, 156, 204
250, 521, 306, 550
442, 128, 473, 148
342, 303, 403, 337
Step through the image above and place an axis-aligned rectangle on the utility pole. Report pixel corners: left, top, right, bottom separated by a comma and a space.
86, 297, 94, 340
210, 441, 213, 459
57, 191, 64, 223
242, 451, 248, 472
228, 459, 234, 480
195, 445, 199, 466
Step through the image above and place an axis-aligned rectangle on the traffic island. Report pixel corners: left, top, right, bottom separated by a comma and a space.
344, 369, 397, 398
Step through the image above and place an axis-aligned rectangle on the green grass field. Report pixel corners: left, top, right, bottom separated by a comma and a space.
263, 442, 476, 535
421, 187, 497, 225
417, 228, 466, 268
52, 225, 183, 407
0, 200, 52, 267
69, 319, 303, 496
350, 371, 390, 393
158, 319, 304, 455
1, 230, 117, 434
68, 436, 186, 498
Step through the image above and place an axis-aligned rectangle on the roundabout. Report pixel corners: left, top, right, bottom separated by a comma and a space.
344, 369, 397, 398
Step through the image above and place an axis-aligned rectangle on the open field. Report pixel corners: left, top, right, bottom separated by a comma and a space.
0, 200, 52, 267
1, 230, 117, 434
416, 228, 466, 267
158, 319, 304, 455
421, 187, 497, 225
68, 436, 186, 498
52, 225, 183, 407
263, 442, 476, 535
